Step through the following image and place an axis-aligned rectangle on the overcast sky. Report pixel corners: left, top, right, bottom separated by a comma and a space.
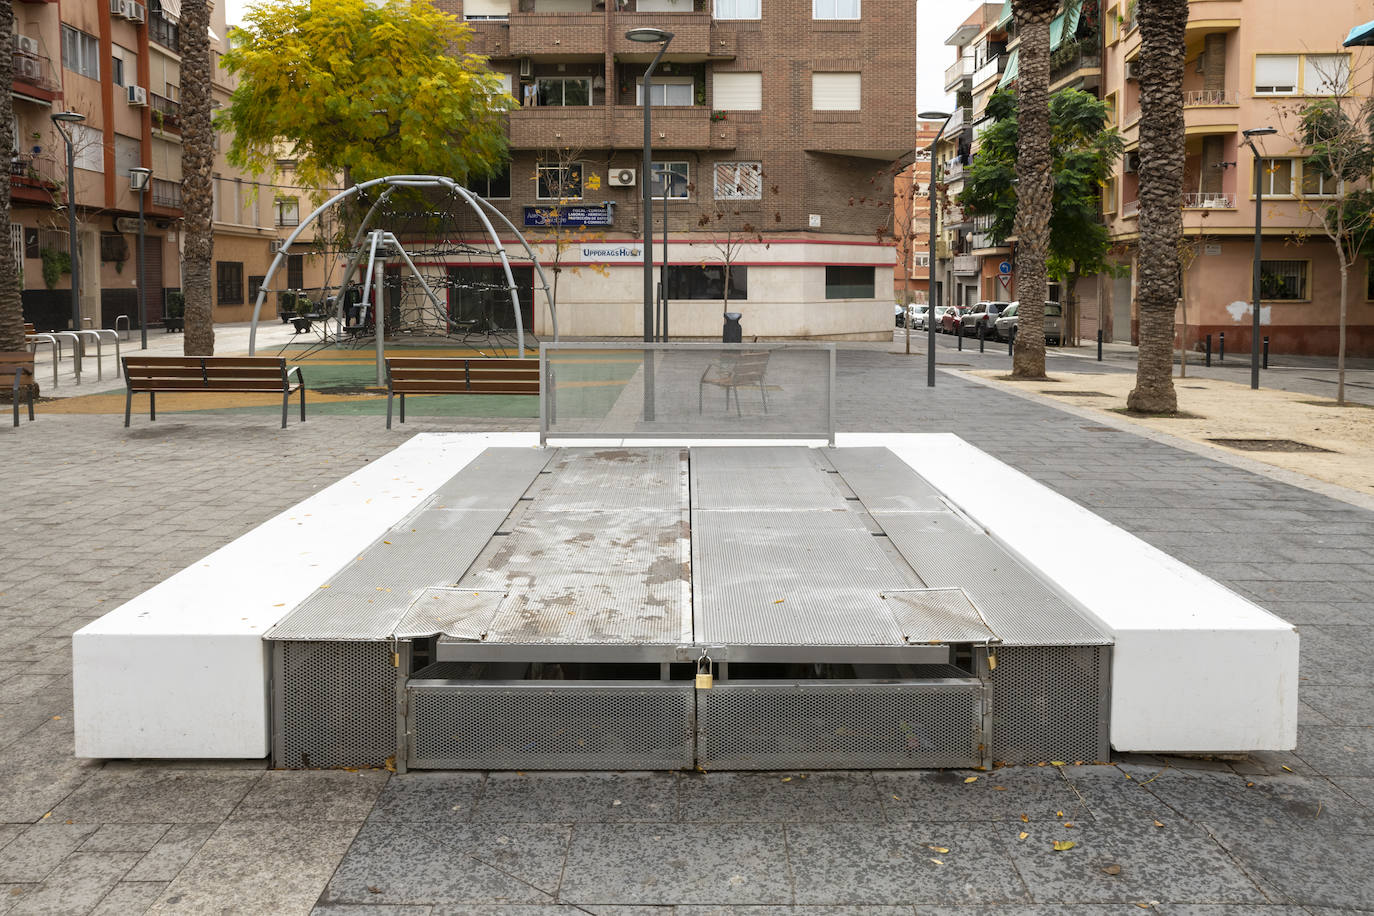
221, 0, 968, 117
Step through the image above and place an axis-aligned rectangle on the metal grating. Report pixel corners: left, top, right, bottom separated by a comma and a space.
535, 448, 687, 512
990, 645, 1111, 765
275, 640, 396, 769
393, 589, 506, 640
407, 683, 695, 770
697, 681, 984, 770
822, 447, 950, 513
882, 589, 999, 644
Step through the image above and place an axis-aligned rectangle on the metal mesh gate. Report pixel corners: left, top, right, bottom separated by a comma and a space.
408, 683, 695, 770
697, 681, 985, 770
990, 645, 1111, 764
273, 641, 397, 769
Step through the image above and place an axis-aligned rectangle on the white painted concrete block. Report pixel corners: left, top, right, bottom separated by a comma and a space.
72, 432, 540, 759
843, 432, 1299, 753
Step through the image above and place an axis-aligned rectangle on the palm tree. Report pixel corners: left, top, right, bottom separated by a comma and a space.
180, 0, 215, 356
1126, 0, 1187, 413
0, 0, 28, 382
1009, 0, 1058, 379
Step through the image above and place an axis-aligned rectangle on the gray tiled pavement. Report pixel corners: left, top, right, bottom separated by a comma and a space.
2, 345, 1373, 914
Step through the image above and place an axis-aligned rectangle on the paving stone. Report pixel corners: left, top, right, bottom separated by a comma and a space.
80, 823, 170, 853
52, 767, 260, 824
432, 907, 673, 916
677, 772, 883, 824
6, 852, 140, 916
1299, 685, 1374, 727
1295, 726, 1374, 777
786, 822, 1027, 906
998, 818, 1266, 905
676, 908, 917, 916
472, 772, 678, 824
873, 768, 1086, 825
368, 773, 485, 825
229, 769, 389, 823
89, 881, 168, 916
325, 820, 570, 906
1203, 823, 1374, 908
147, 820, 358, 915
123, 825, 218, 883
1059, 767, 1177, 826
0, 821, 100, 883
560, 823, 791, 906
311, 906, 434, 916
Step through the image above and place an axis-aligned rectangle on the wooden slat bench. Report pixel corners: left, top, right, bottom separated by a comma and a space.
384, 357, 540, 429
122, 356, 305, 429
2, 351, 36, 427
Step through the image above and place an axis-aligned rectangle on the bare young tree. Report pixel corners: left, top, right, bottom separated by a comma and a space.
528, 149, 609, 318
693, 162, 769, 318
1282, 57, 1374, 405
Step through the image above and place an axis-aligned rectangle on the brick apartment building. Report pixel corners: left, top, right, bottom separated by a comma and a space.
13, 1, 276, 333
892, 118, 940, 305
418, 0, 916, 339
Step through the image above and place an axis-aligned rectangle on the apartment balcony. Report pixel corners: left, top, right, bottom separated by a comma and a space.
1183, 191, 1236, 209
151, 178, 183, 210
1122, 198, 1139, 218
149, 11, 178, 51
509, 105, 610, 149
935, 240, 951, 260
945, 106, 970, 135
150, 92, 181, 134
9, 155, 56, 204
611, 105, 710, 149
945, 55, 975, 92
944, 203, 971, 229
509, 12, 606, 58
970, 229, 1006, 251
942, 160, 965, 183
1049, 44, 1101, 90
1184, 89, 1238, 108
464, 20, 511, 57
951, 254, 980, 275
11, 49, 59, 100
972, 53, 1006, 87
614, 11, 712, 58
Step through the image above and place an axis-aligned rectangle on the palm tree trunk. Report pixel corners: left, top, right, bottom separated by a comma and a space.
0, 0, 27, 371
1010, 0, 1057, 379
180, 0, 215, 356
1127, 0, 1187, 413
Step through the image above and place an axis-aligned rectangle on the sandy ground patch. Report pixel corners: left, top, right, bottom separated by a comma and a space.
972, 370, 1374, 498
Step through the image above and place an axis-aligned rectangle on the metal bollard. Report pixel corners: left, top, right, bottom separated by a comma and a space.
1097, 329, 1103, 361
1008, 326, 1016, 357
1263, 336, 1269, 370
1219, 332, 1225, 362
978, 322, 985, 353
1205, 334, 1212, 367
956, 321, 963, 351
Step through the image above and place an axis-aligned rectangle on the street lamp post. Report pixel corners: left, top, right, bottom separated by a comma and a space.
51, 111, 86, 333
626, 27, 674, 344
129, 167, 153, 350
919, 110, 953, 388
1242, 126, 1276, 390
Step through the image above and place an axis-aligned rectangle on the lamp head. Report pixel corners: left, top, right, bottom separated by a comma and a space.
1242, 126, 1277, 138
918, 110, 952, 120
129, 167, 153, 192
51, 110, 85, 124
626, 27, 674, 43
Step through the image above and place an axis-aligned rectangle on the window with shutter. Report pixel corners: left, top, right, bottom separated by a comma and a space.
1254, 55, 1298, 94
812, 72, 861, 110
711, 72, 762, 110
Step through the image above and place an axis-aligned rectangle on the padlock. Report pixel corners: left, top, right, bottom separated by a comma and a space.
695, 655, 713, 690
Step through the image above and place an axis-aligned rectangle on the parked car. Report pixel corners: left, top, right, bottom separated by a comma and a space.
961, 301, 1011, 339
938, 305, 969, 334
994, 301, 1064, 345
910, 304, 932, 330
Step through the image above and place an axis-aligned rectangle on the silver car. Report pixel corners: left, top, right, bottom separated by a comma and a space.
995, 301, 1064, 345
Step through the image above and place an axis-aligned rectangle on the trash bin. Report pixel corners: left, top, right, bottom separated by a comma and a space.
723, 312, 742, 343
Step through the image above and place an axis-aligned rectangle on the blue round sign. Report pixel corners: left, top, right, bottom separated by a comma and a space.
998, 260, 1011, 275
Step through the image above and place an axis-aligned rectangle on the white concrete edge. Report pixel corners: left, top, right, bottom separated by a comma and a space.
72, 432, 539, 758
543, 438, 833, 448
952, 368, 1374, 513
841, 432, 1299, 752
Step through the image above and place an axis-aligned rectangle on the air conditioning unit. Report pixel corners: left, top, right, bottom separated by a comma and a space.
519, 58, 533, 78
271, 240, 287, 254
13, 35, 38, 56
609, 168, 636, 187
1122, 151, 1140, 174
15, 57, 40, 80
1125, 60, 1140, 81
127, 85, 149, 106
127, 2, 146, 22
111, 0, 130, 17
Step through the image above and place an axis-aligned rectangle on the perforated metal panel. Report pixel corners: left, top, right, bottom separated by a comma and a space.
407, 683, 695, 770
698, 680, 985, 770
274, 641, 397, 768
990, 645, 1111, 765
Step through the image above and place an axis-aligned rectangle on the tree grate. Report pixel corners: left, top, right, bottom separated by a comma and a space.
1207, 438, 1334, 453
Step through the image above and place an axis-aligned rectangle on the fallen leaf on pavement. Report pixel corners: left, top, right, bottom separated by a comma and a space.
1052, 840, 1076, 852
1102, 864, 1122, 876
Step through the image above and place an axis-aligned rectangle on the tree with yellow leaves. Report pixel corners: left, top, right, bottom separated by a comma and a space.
220, 0, 512, 192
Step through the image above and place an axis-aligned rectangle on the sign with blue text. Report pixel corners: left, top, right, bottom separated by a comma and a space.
524, 204, 615, 228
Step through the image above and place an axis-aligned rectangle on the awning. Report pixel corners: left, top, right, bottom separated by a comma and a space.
998, 0, 1012, 27
1050, 13, 1066, 47
999, 48, 1020, 88
1345, 20, 1374, 46
1051, 0, 1084, 50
